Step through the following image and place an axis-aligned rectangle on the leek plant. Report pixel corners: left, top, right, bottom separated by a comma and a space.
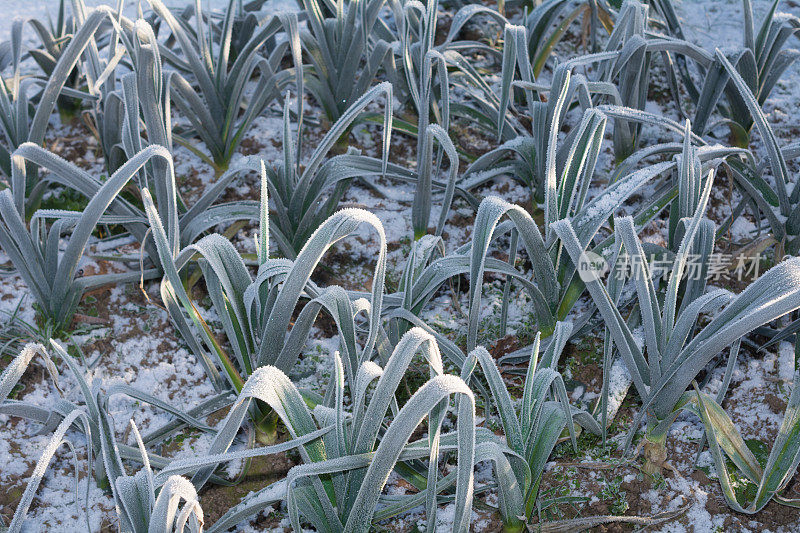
460, 328, 600, 531
24, 1, 76, 87
687, 373, 800, 513
465, 101, 674, 348
377, 92, 690, 358
147, 0, 302, 173
690, 49, 800, 254
410, 123, 459, 240
274, 329, 475, 532
374, 120, 675, 358
526, 0, 614, 74
391, 2, 486, 239
0, 342, 333, 532
405, 49, 460, 241
143, 330, 479, 532
0, 145, 174, 330
298, 0, 395, 123
553, 173, 800, 474
407, 31, 453, 240
488, 0, 615, 139
394, 0, 517, 138
0, 339, 225, 497
22, 0, 120, 120
600, 0, 651, 160
0, 22, 33, 180
1, 137, 262, 329
684, 0, 799, 144
287, 335, 475, 532
1, 5, 126, 215
483, 52, 623, 201
715, 47, 799, 246
143, 163, 388, 442
264, 83, 394, 258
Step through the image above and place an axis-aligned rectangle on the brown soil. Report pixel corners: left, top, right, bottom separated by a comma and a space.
200, 453, 295, 526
